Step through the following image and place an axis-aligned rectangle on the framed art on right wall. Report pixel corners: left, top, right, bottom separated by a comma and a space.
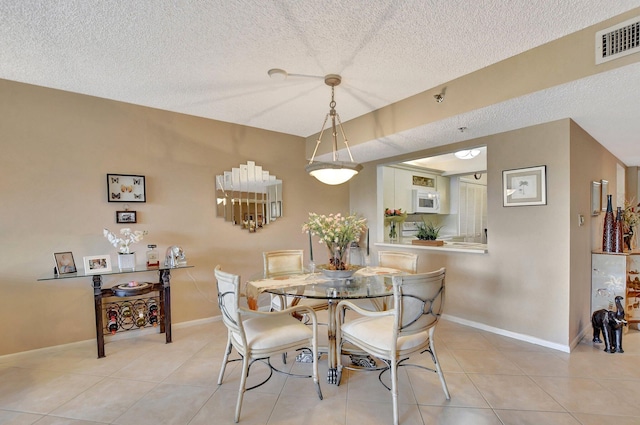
503, 165, 547, 207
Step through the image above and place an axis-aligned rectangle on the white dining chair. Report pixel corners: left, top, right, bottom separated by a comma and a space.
378, 250, 418, 273
215, 265, 323, 422
263, 250, 328, 313
336, 267, 449, 425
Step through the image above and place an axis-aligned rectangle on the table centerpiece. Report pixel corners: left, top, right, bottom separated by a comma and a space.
303, 212, 367, 278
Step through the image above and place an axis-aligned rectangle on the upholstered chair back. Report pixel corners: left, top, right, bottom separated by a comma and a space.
263, 250, 304, 276
378, 251, 418, 273
392, 267, 445, 335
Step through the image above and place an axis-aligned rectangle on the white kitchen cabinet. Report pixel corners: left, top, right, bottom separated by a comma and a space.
436, 175, 450, 214
393, 168, 413, 212
592, 251, 640, 327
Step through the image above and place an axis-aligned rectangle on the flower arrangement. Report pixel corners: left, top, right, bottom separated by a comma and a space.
103, 228, 148, 254
384, 208, 407, 240
302, 212, 367, 270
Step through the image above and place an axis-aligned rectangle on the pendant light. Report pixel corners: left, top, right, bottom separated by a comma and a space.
306, 74, 362, 185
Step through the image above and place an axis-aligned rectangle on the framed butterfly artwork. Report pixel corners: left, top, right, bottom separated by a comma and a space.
107, 174, 146, 203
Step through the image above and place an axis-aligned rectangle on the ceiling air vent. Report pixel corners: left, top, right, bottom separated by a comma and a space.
596, 16, 640, 64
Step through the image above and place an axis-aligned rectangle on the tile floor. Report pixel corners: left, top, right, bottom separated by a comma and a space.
1, 318, 639, 424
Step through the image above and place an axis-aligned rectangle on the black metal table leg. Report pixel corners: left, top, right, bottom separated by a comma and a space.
92, 275, 105, 358
160, 269, 172, 344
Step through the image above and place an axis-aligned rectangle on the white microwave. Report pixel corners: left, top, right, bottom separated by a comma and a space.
412, 189, 440, 213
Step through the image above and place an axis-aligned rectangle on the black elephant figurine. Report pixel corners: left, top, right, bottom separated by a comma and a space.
591, 296, 627, 353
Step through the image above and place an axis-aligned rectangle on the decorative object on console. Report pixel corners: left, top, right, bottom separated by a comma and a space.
602, 194, 615, 253
592, 296, 627, 353
53, 251, 77, 275
103, 228, 148, 254
107, 174, 146, 203
305, 74, 362, 185
165, 245, 187, 268
384, 208, 407, 242
502, 165, 547, 207
83, 254, 112, 275
302, 212, 367, 273
146, 244, 160, 268
103, 227, 148, 271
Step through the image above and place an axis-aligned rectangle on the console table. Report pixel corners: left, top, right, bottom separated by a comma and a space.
38, 265, 193, 358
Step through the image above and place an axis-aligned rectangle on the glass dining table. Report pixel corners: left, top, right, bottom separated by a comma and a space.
245, 266, 403, 384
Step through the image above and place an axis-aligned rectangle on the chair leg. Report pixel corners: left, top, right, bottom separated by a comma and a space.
312, 327, 323, 400
390, 358, 399, 425
218, 336, 232, 385
429, 329, 450, 399
235, 354, 250, 423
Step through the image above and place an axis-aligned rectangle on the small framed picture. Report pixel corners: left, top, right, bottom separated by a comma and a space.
591, 181, 601, 216
83, 255, 113, 275
503, 165, 547, 207
601, 179, 608, 212
107, 174, 146, 203
116, 210, 137, 223
53, 252, 77, 275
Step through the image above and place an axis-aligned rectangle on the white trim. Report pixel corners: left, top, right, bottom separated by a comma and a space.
0, 316, 223, 361
442, 313, 572, 353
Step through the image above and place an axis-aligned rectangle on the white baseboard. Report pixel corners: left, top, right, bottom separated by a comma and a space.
0, 316, 223, 361
442, 313, 573, 353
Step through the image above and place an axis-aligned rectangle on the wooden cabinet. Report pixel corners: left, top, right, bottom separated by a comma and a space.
592, 252, 640, 326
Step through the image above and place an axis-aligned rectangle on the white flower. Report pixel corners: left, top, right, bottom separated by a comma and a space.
103, 228, 148, 254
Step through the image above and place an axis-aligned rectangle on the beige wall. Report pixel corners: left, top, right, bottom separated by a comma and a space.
0, 79, 349, 356
569, 121, 622, 346
351, 119, 621, 350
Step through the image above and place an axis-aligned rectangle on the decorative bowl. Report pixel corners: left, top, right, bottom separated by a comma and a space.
317, 265, 361, 279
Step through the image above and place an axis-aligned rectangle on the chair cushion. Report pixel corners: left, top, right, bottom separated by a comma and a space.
341, 316, 429, 353
239, 314, 312, 350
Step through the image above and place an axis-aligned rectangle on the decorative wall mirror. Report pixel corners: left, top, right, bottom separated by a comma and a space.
216, 161, 282, 233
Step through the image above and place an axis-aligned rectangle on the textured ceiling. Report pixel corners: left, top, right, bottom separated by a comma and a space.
1, 1, 640, 166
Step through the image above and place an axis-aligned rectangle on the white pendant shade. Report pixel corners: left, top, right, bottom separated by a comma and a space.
454, 149, 481, 159
306, 162, 362, 185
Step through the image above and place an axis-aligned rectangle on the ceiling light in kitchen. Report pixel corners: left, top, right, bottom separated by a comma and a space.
454, 149, 480, 160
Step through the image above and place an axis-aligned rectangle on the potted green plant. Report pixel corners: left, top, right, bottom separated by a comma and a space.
412, 219, 444, 246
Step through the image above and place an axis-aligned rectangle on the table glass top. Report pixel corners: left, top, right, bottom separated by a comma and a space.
257, 271, 398, 300
37, 265, 193, 281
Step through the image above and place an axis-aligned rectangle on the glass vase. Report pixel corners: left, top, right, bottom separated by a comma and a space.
118, 252, 136, 271
327, 243, 348, 271
388, 221, 398, 242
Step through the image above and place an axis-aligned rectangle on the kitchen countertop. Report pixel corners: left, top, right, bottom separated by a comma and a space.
376, 240, 488, 254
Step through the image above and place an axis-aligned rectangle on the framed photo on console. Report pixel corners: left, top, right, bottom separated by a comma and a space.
53, 251, 77, 275
83, 255, 112, 275
503, 165, 547, 207
107, 174, 146, 203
